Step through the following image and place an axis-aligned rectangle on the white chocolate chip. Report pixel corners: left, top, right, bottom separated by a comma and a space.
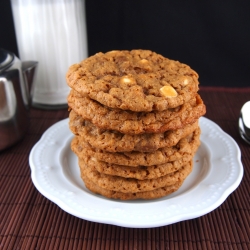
183, 78, 189, 86
160, 86, 178, 97
91, 157, 97, 162
121, 76, 131, 83
119, 76, 136, 85
138, 59, 151, 70
106, 50, 118, 54
139, 59, 148, 63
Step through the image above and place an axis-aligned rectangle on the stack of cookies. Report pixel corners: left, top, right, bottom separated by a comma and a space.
66, 50, 206, 200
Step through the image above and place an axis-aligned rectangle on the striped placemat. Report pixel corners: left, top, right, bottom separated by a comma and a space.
0, 88, 249, 250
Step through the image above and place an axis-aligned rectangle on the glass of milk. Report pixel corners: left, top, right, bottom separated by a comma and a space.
11, 0, 88, 108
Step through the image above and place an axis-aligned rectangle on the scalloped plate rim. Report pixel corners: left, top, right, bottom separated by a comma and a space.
29, 117, 244, 228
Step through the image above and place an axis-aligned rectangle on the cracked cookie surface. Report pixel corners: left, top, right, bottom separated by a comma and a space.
68, 90, 205, 135
69, 110, 199, 152
79, 160, 192, 193
66, 50, 199, 112
78, 153, 193, 180
71, 128, 200, 167
81, 174, 184, 200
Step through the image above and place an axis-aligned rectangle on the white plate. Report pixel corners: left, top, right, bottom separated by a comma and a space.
29, 117, 243, 228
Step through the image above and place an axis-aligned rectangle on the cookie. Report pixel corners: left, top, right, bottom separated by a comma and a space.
69, 110, 199, 152
79, 153, 193, 180
66, 50, 199, 112
71, 128, 200, 167
82, 174, 184, 200
79, 159, 192, 193
68, 90, 205, 135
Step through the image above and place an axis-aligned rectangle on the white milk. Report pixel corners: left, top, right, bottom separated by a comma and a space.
11, 0, 88, 106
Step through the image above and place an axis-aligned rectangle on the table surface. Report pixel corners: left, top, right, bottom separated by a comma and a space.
1, 87, 250, 250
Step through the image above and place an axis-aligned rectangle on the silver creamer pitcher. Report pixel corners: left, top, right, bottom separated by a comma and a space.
0, 48, 38, 151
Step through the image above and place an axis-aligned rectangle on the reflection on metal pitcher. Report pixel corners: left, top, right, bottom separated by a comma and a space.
0, 48, 38, 150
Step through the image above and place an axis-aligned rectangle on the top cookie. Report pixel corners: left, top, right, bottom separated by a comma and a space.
66, 50, 199, 112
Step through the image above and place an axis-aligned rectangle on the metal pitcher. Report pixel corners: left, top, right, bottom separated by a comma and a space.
0, 48, 38, 151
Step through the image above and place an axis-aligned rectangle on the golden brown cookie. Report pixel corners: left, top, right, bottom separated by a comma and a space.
71, 128, 200, 167
82, 175, 184, 200
66, 50, 199, 112
69, 110, 199, 152
79, 160, 192, 193
68, 90, 205, 135
79, 153, 193, 180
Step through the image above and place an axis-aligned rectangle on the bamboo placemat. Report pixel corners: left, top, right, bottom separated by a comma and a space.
0, 87, 249, 250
